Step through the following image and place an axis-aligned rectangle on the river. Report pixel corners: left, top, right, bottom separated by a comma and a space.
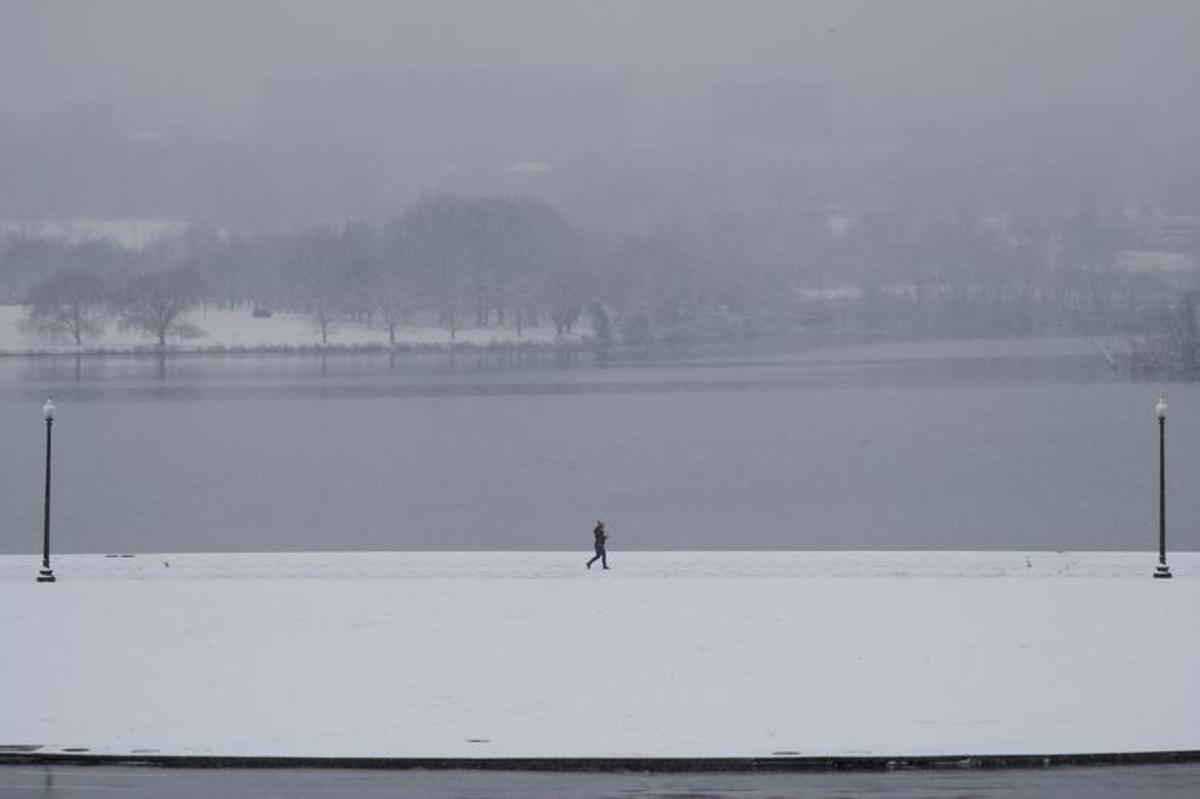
0, 335, 1193, 554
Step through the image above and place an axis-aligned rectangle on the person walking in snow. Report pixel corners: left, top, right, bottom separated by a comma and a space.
586, 520, 609, 570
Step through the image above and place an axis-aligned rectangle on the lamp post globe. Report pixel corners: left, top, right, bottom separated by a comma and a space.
36, 397, 56, 583
1154, 396, 1171, 579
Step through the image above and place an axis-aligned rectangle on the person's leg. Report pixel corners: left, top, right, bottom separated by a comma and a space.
601, 549, 609, 569
587, 552, 599, 568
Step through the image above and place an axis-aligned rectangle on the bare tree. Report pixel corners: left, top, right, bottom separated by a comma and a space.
289, 226, 348, 346
368, 223, 416, 347
115, 267, 206, 348
371, 269, 407, 347
393, 194, 583, 341
22, 269, 109, 346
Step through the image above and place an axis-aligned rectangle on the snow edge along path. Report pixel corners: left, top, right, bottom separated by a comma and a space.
1, 551, 1197, 761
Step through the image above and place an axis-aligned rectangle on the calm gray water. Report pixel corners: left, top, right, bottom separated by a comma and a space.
0, 337, 1195, 555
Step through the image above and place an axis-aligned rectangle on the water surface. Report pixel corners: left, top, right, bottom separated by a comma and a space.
0, 336, 1192, 554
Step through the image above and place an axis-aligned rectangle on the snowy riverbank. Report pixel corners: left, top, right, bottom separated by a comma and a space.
1, 551, 1196, 760
0, 305, 589, 355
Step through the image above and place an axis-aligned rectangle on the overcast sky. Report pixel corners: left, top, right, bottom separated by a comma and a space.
3, 0, 1199, 137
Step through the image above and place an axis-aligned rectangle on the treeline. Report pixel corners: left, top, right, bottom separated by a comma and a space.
2, 193, 1198, 353
3, 194, 801, 348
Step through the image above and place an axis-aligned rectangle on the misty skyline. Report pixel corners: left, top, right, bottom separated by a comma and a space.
4, 0, 1200, 141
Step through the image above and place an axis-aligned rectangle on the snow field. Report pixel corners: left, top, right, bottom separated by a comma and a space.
1, 551, 1196, 759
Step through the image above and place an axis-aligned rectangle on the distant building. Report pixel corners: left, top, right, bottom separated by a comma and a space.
1115, 250, 1197, 276
1157, 216, 1200, 252
709, 80, 830, 152
1112, 249, 1199, 309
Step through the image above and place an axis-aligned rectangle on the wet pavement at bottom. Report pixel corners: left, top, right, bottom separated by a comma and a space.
2, 764, 1200, 798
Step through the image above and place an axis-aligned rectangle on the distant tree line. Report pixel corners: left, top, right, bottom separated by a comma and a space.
5, 194, 794, 348
2, 194, 1198, 358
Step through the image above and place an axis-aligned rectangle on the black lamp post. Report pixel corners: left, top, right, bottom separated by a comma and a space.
1154, 396, 1172, 579
36, 397, 56, 583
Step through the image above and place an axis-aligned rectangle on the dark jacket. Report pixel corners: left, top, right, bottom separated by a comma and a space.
593, 524, 607, 550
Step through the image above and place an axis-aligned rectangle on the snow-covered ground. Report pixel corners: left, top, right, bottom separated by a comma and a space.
0, 305, 585, 354
1, 551, 1196, 760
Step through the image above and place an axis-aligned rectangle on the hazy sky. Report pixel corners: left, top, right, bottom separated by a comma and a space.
3, 0, 1200, 136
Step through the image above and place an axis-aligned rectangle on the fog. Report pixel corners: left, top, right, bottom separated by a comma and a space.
4, 2, 1200, 554
4, 0, 1200, 138
3, 1, 1200, 355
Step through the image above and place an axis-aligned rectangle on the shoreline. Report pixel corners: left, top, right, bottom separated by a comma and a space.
0, 337, 602, 360
6, 749, 1200, 773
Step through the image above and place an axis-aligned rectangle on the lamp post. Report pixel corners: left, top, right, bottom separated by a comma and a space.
36, 397, 56, 583
1154, 396, 1172, 579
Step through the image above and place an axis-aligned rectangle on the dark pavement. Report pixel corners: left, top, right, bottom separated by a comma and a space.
3, 764, 1200, 798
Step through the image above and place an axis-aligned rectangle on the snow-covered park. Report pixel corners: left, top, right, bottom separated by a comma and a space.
0, 305, 585, 355
1, 550, 1196, 761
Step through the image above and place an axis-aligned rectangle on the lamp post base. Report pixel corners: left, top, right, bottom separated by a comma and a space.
36, 567, 56, 583
1154, 564, 1173, 579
